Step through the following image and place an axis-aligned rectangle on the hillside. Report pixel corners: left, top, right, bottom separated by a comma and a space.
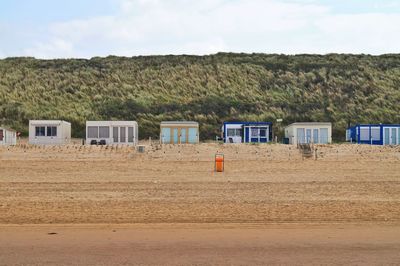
0, 53, 400, 140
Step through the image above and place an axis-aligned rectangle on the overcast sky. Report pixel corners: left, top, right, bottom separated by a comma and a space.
1, 0, 400, 59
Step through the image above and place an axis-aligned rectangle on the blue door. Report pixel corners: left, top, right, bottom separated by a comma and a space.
188, 128, 197, 143
180, 128, 187, 144
173, 128, 179, 144
161, 128, 171, 144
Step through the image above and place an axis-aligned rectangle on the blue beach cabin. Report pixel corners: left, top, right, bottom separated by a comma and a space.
222, 122, 272, 143
346, 124, 400, 145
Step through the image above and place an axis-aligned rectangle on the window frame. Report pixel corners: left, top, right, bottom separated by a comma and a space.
98, 126, 110, 138
251, 128, 259, 137
227, 128, 236, 137
371, 127, 380, 141
259, 128, 267, 137
87, 126, 99, 139
35, 126, 46, 137
359, 127, 370, 141
128, 127, 134, 143
47, 126, 57, 137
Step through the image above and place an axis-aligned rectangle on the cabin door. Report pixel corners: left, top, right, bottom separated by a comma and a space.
391, 128, 397, 145
385, 127, 398, 145
161, 127, 171, 144
188, 128, 198, 144
173, 128, 179, 144
180, 128, 187, 144
0, 129, 3, 144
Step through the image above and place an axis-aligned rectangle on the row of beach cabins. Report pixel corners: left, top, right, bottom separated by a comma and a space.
1, 120, 400, 146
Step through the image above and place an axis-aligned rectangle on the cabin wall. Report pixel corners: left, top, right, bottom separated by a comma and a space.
0, 128, 17, 145
285, 124, 332, 144
29, 121, 71, 145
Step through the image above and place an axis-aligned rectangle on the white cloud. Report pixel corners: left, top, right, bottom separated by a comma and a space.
4, 0, 400, 58
315, 13, 400, 54
23, 38, 74, 59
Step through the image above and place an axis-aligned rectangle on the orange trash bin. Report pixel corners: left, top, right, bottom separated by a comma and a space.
215, 153, 224, 172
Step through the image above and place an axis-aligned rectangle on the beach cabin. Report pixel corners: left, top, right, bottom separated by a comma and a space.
29, 120, 71, 145
0, 126, 17, 146
222, 122, 272, 143
160, 121, 199, 144
285, 122, 332, 145
346, 124, 400, 145
86, 121, 138, 145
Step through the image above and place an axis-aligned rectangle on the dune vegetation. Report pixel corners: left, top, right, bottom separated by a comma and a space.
0, 53, 399, 140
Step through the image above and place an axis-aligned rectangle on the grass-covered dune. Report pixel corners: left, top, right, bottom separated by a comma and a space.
1, 53, 399, 140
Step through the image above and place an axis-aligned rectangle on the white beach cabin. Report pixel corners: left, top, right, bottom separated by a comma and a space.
285, 122, 332, 145
29, 120, 71, 145
86, 121, 138, 145
0, 126, 17, 146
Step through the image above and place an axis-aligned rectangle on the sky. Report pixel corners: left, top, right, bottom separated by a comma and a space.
1, 0, 400, 58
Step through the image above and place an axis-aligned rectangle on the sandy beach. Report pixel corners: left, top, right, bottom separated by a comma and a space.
1, 143, 399, 265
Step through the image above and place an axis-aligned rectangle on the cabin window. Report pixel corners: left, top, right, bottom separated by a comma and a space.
227, 129, 235, 137
120, 127, 126, 142
35, 126, 46, 137
371, 127, 380, 141
88, 126, 99, 138
320, 128, 329, 144
128, 127, 134, 143
313, 129, 319, 143
113, 127, 118, 142
99, 126, 109, 138
251, 128, 259, 137
306, 129, 312, 143
296, 128, 305, 144
47, 126, 57, 137
260, 129, 267, 137
227, 128, 241, 137
360, 127, 369, 141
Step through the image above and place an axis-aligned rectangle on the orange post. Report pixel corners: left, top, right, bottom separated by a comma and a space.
215, 153, 224, 172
